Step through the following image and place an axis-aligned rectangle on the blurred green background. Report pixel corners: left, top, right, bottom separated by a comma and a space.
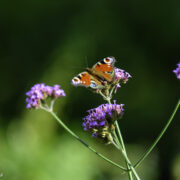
0, 0, 180, 180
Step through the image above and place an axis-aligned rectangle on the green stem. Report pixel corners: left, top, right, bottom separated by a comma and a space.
121, 149, 140, 180
127, 165, 133, 180
112, 130, 122, 148
114, 123, 134, 180
47, 110, 127, 171
134, 99, 180, 168
109, 84, 116, 97
111, 140, 140, 180
106, 98, 139, 180
113, 131, 133, 180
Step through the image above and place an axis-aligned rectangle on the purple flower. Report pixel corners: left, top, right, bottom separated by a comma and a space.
114, 67, 131, 83
113, 68, 131, 92
83, 101, 124, 142
26, 83, 66, 109
173, 62, 180, 80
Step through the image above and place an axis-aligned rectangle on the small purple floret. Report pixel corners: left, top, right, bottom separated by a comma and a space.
83, 101, 124, 138
173, 62, 180, 80
26, 83, 66, 109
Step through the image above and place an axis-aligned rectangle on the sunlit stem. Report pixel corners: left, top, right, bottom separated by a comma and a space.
106, 98, 139, 180
111, 140, 140, 180
99, 90, 109, 101
41, 108, 127, 172
134, 99, 180, 168
112, 130, 122, 148
50, 99, 55, 111
39, 99, 56, 112
112, 131, 133, 180
114, 121, 133, 177
39, 104, 50, 111
114, 125, 134, 180
109, 84, 117, 97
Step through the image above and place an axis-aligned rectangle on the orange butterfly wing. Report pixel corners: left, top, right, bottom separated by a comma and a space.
72, 72, 104, 89
90, 56, 116, 82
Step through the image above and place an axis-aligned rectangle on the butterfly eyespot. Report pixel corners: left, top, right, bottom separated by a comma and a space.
72, 77, 81, 85
104, 57, 114, 64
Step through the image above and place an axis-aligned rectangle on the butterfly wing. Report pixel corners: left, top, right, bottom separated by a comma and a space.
72, 72, 104, 89
89, 56, 116, 82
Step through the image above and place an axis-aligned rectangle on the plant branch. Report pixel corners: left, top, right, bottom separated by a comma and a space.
134, 99, 180, 168
111, 139, 140, 180
113, 131, 134, 180
106, 97, 139, 179
46, 110, 127, 171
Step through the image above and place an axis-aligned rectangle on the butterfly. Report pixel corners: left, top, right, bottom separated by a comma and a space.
72, 56, 116, 90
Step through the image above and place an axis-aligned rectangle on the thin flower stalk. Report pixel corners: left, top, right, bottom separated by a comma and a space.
114, 126, 134, 179
106, 98, 139, 180
113, 130, 133, 180
49, 110, 127, 171
111, 139, 140, 180
134, 99, 180, 168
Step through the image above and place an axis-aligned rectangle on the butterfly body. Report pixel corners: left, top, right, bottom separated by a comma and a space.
72, 57, 116, 90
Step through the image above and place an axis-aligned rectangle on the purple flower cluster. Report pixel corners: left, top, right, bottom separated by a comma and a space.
113, 68, 131, 92
114, 67, 131, 83
26, 83, 65, 109
83, 101, 124, 140
173, 62, 180, 80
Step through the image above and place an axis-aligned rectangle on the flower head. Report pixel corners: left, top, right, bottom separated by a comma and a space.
173, 62, 180, 80
26, 83, 65, 109
114, 68, 131, 92
83, 101, 124, 143
114, 67, 131, 83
